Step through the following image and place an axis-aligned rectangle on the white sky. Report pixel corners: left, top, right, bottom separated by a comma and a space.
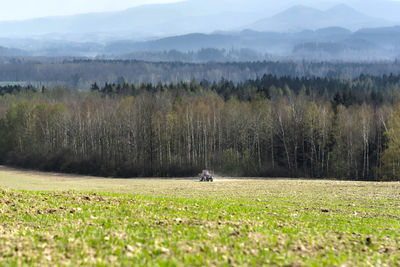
0, 0, 183, 21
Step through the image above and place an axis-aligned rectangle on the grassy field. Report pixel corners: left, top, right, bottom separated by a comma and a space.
0, 166, 399, 266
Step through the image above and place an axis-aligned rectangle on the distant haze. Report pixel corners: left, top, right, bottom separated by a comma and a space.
1, 0, 400, 61
0, 0, 183, 21
2, 0, 400, 22
2, 0, 400, 36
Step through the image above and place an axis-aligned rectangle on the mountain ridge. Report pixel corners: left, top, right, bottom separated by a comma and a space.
0, 1, 399, 41
249, 4, 392, 32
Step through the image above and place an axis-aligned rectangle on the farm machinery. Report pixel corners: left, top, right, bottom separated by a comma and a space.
199, 170, 214, 182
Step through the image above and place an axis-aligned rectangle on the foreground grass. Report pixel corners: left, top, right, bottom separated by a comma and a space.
0, 167, 400, 266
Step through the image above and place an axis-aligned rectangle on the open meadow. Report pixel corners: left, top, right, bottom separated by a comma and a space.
0, 166, 399, 266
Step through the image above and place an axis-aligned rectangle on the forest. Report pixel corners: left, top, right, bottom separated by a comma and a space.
1, 59, 400, 89
1, 73, 400, 180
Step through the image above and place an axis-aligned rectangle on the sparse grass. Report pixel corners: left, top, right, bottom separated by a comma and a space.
0, 166, 400, 266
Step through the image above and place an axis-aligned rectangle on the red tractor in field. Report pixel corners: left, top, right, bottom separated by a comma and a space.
199, 170, 214, 182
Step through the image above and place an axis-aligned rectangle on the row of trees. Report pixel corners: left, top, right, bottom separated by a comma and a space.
115, 48, 268, 63
91, 73, 400, 106
0, 79, 399, 180
1, 59, 400, 89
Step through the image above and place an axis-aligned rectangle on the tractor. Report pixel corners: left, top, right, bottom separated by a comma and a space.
199, 170, 213, 182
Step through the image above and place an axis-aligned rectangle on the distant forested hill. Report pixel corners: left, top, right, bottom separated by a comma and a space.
102, 27, 400, 61
0, 46, 28, 57
2, 26, 400, 60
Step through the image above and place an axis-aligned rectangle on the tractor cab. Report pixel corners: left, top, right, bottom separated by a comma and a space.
199, 170, 213, 182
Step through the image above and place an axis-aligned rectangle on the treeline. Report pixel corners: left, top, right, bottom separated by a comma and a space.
93, 73, 400, 106
114, 48, 269, 63
0, 84, 37, 96
1, 59, 400, 89
1, 75, 400, 180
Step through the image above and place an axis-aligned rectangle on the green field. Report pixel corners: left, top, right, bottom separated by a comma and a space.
0, 166, 399, 266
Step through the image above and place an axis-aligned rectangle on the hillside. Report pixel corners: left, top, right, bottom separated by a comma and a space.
105, 26, 400, 61
249, 4, 391, 32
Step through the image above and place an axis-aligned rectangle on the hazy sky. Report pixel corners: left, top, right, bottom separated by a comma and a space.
2, 0, 400, 22
0, 0, 183, 21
